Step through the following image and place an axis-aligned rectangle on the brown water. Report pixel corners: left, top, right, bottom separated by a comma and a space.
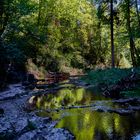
28, 86, 140, 140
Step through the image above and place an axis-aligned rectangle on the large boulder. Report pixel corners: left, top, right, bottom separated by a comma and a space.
14, 118, 28, 134
43, 128, 74, 140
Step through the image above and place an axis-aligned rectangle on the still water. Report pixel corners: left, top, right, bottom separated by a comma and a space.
29, 86, 140, 140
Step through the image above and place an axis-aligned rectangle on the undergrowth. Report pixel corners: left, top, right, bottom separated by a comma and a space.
82, 67, 140, 86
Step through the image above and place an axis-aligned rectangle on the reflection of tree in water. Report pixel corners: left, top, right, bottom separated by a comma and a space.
94, 129, 108, 140
29, 87, 108, 109
30, 88, 86, 109
56, 110, 140, 140
29, 87, 140, 139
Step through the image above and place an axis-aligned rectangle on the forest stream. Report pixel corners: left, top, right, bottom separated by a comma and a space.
1, 75, 140, 140
2, 0, 140, 139
27, 82, 140, 140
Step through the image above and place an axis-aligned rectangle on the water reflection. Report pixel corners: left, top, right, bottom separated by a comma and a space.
56, 109, 140, 140
28, 87, 140, 140
29, 87, 110, 110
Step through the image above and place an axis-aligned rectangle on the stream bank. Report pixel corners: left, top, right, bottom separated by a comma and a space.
1, 74, 140, 140
0, 84, 74, 140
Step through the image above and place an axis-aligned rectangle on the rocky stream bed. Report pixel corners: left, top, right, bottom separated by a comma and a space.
1, 80, 140, 140
0, 84, 74, 140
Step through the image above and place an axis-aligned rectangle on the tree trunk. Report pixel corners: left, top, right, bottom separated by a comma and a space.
135, 0, 140, 28
126, 0, 137, 67
111, 0, 115, 68
98, 21, 102, 62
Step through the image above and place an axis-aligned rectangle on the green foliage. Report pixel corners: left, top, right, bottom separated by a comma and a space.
43, 0, 98, 70
121, 88, 140, 97
1, 0, 140, 75
82, 68, 132, 86
26, 59, 46, 79
118, 53, 131, 68
5, 44, 26, 64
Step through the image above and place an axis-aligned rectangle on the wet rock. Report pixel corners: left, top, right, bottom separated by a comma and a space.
42, 128, 74, 140
110, 109, 134, 115
93, 102, 137, 115
0, 114, 55, 140
0, 118, 14, 139
0, 83, 75, 140
17, 130, 37, 140
113, 98, 138, 104
18, 128, 74, 140
14, 118, 28, 133
128, 106, 140, 111
94, 105, 109, 113
28, 116, 51, 129
0, 119, 11, 133
0, 84, 25, 101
